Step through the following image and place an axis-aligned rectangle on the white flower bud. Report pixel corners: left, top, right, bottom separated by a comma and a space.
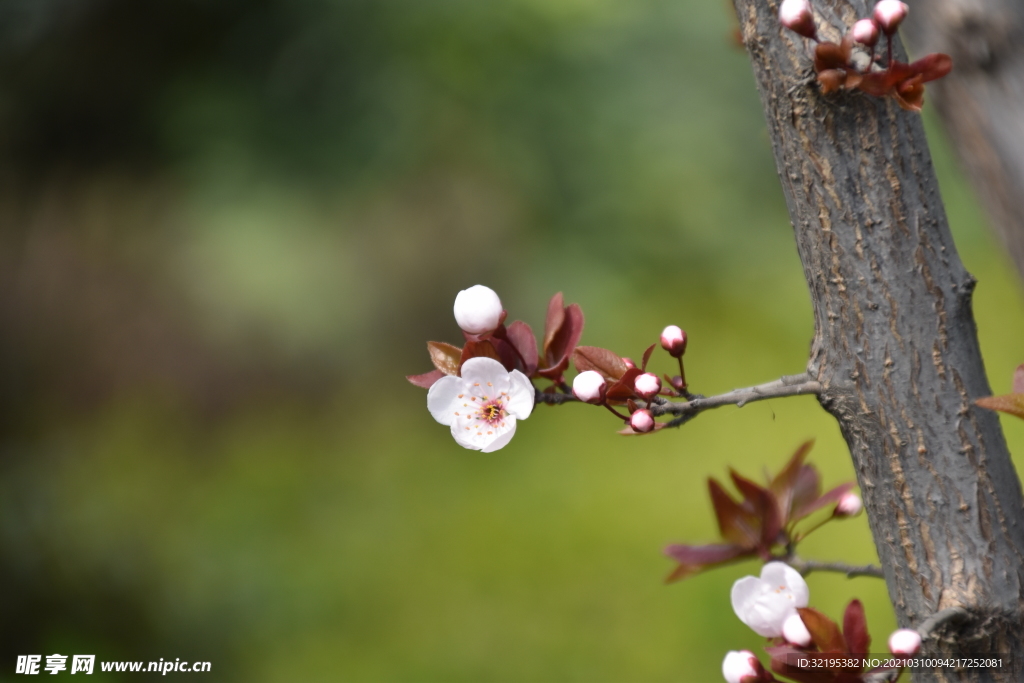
851, 18, 880, 46
722, 651, 759, 683
622, 357, 637, 369
872, 0, 908, 34
573, 371, 607, 404
629, 409, 655, 433
888, 628, 922, 655
634, 373, 662, 401
782, 613, 813, 647
453, 285, 503, 335
660, 325, 687, 358
779, 0, 817, 38
835, 492, 863, 517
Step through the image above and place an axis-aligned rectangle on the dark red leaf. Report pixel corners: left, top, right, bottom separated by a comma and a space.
506, 321, 538, 376
709, 479, 760, 548
572, 346, 628, 380
842, 599, 870, 656
641, 343, 657, 372
797, 607, 847, 654
814, 41, 847, 71
542, 292, 565, 355
817, 68, 846, 94
662, 544, 748, 582
406, 369, 444, 388
911, 52, 952, 82
605, 367, 643, 400
731, 470, 782, 549
790, 466, 822, 520
538, 303, 584, 379
459, 340, 503, 368
771, 440, 815, 520
428, 341, 463, 376
794, 482, 854, 520
894, 75, 925, 111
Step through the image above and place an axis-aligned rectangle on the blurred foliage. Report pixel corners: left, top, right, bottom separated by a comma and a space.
1, 0, 1023, 681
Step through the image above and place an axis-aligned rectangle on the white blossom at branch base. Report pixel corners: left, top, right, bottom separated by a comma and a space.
573, 370, 607, 404
782, 613, 813, 646
872, 0, 908, 34
427, 357, 533, 452
888, 629, 922, 655
731, 562, 810, 637
835, 492, 863, 517
453, 285, 504, 335
722, 651, 760, 683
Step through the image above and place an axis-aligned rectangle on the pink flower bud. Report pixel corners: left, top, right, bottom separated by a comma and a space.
453, 285, 504, 335
629, 409, 655, 433
660, 325, 687, 358
782, 613, 812, 647
872, 0, 908, 35
573, 371, 607, 404
778, 0, 817, 39
835, 492, 863, 517
851, 18, 880, 46
634, 373, 662, 400
622, 357, 637, 369
888, 628, 922, 655
722, 651, 760, 683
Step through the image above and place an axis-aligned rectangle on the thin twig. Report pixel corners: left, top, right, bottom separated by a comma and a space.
651, 373, 821, 427
786, 557, 885, 579
916, 606, 970, 639
534, 389, 578, 405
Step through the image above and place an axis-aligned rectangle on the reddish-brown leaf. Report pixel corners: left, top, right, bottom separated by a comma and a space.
790, 465, 822, 520
793, 482, 854, 520
817, 68, 845, 94
460, 340, 503, 368
894, 75, 925, 111
912, 52, 953, 82
798, 607, 847, 654
814, 41, 847, 72
428, 341, 463, 376
406, 369, 444, 388
641, 343, 657, 372
976, 394, 1024, 420
709, 479, 760, 548
539, 303, 584, 379
771, 440, 815, 520
543, 292, 565, 354
767, 646, 841, 683
573, 346, 628, 381
505, 321, 538, 376
842, 599, 870, 656
606, 367, 643, 400
731, 470, 782, 549
663, 543, 748, 582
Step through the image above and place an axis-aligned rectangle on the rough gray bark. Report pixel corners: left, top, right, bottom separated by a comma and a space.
729, 0, 1024, 680
902, 0, 1024, 285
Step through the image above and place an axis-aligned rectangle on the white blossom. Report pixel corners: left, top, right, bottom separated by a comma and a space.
428, 357, 533, 452
782, 613, 812, 646
888, 629, 922, 655
453, 285, 503, 335
731, 562, 810, 637
660, 325, 687, 357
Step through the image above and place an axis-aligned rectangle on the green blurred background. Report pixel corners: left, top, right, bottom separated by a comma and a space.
1, 0, 1023, 681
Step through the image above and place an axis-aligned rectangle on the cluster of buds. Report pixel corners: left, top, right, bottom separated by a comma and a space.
722, 562, 922, 682
569, 323, 693, 435
778, 0, 952, 111
663, 441, 861, 581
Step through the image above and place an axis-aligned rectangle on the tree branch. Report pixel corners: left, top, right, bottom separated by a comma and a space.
786, 557, 885, 579
651, 373, 820, 427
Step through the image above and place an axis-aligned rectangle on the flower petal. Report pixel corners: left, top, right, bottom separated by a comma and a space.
460, 357, 510, 397
762, 562, 809, 607
481, 419, 517, 452
427, 375, 464, 425
505, 370, 535, 419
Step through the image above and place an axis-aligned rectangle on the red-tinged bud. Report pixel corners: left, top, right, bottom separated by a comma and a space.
851, 18, 880, 46
660, 325, 687, 358
572, 370, 607, 404
782, 614, 812, 647
668, 375, 686, 391
888, 629, 922, 655
835, 492, 863, 517
722, 651, 761, 683
634, 373, 662, 401
629, 409, 655, 433
872, 0, 908, 35
622, 357, 637, 369
779, 0, 817, 39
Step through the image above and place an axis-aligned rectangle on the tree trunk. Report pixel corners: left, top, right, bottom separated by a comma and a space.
729, 0, 1024, 680
902, 0, 1024, 286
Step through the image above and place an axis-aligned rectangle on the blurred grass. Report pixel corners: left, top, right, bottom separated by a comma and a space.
3, 0, 1024, 681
